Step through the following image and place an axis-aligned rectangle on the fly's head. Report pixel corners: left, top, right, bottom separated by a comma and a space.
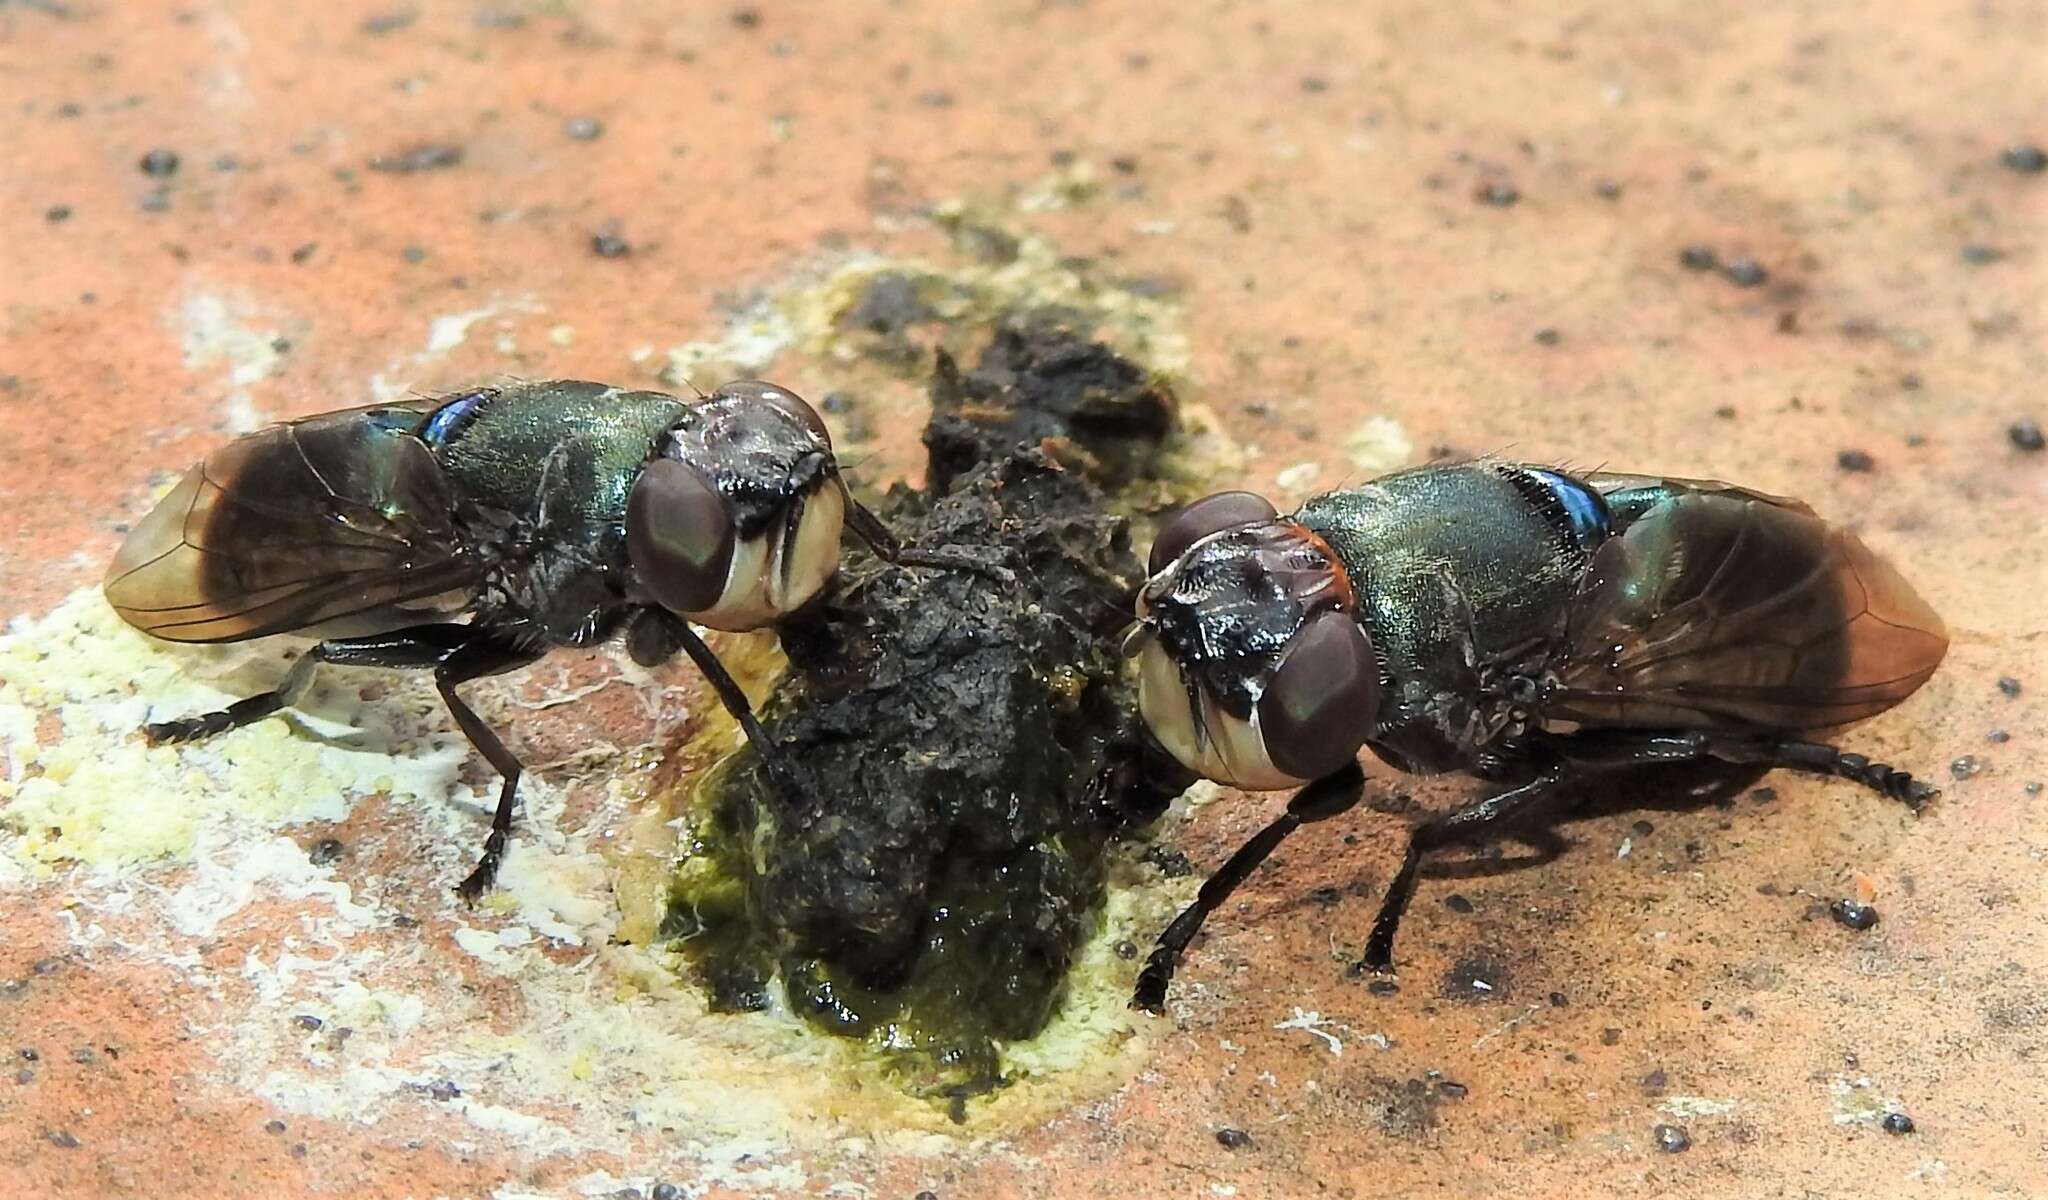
626, 380, 847, 631
1128, 492, 1382, 789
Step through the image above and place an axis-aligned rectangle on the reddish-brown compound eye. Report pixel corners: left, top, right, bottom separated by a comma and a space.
626, 458, 736, 616
1256, 610, 1380, 780
1148, 491, 1280, 575
717, 379, 832, 448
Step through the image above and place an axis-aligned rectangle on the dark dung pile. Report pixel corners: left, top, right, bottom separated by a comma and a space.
661, 323, 1193, 1105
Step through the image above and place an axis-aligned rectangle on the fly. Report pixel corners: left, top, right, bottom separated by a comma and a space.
1124, 461, 1948, 1010
105, 379, 994, 900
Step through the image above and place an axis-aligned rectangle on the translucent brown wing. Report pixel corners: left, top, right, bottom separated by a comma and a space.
1545, 478, 1948, 732
104, 402, 477, 643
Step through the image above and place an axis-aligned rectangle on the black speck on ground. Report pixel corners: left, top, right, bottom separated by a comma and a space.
1882, 1111, 1916, 1134
1987, 729, 2010, 744
45, 205, 70, 222
1443, 893, 1475, 913
1997, 676, 2022, 697
1959, 243, 2004, 265
564, 117, 604, 141
308, 837, 345, 865
2001, 143, 2047, 173
1829, 899, 1879, 931
1836, 448, 1875, 472
360, 10, 415, 34
367, 143, 464, 173
44, 1129, 80, 1149
1532, 327, 1561, 346
1678, 244, 1717, 271
138, 148, 179, 177
1440, 953, 1510, 1000
730, 7, 762, 28
1215, 1127, 1253, 1149
590, 231, 631, 258
1722, 258, 1768, 287
1950, 755, 1981, 780
2009, 419, 2044, 452
1474, 181, 1520, 207
1653, 1124, 1691, 1153
651, 1185, 683, 1200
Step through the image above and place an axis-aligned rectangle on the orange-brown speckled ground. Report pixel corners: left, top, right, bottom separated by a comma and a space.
3, 2, 2045, 1198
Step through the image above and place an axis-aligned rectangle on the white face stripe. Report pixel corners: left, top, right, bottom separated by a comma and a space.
1137, 635, 1305, 791
682, 482, 846, 632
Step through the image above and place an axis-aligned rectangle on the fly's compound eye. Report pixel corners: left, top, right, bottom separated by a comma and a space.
626, 458, 737, 615
1255, 610, 1380, 780
716, 379, 832, 448
1149, 491, 1280, 576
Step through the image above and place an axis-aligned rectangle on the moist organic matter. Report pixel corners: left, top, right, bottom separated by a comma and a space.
662, 322, 1190, 1104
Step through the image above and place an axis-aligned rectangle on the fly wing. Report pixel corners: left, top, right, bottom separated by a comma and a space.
1546, 482, 1947, 732
104, 402, 476, 642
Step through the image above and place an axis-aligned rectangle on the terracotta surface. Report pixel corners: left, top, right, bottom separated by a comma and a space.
3, 2, 2045, 1198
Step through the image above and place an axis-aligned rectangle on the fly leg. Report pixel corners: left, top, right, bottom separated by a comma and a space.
434, 635, 548, 903
843, 496, 1013, 583
142, 624, 541, 901
145, 649, 330, 743
1360, 763, 1573, 972
1358, 727, 1938, 973
664, 616, 812, 809
1552, 730, 1937, 811
1131, 762, 1366, 1013
142, 625, 476, 744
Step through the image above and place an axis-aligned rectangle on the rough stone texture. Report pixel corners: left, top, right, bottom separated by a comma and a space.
2, 2, 2045, 1198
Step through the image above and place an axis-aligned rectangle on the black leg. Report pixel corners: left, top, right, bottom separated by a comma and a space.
843, 495, 1012, 582
439, 636, 547, 903
142, 624, 479, 744
145, 648, 327, 743
1131, 763, 1366, 1013
1360, 726, 1938, 972
140, 622, 542, 901
1360, 763, 1572, 972
666, 620, 811, 808
1553, 729, 1937, 811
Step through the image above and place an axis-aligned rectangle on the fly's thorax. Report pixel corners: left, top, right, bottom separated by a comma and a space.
1132, 514, 1381, 789
625, 381, 847, 632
